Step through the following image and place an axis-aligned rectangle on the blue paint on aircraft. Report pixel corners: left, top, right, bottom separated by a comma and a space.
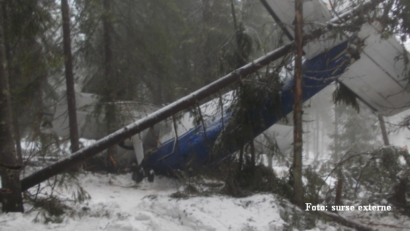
142, 41, 350, 174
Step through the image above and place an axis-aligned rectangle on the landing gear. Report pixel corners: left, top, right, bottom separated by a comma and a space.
132, 168, 145, 183
132, 167, 155, 183
147, 169, 155, 182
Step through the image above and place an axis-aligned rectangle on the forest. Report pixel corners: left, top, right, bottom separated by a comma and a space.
1, 0, 410, 230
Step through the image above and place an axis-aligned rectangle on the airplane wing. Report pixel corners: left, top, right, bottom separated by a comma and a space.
339, 21, 410, 116
263, 0, 410, 116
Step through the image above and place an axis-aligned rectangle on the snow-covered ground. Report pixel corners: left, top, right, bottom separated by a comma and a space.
0, 173, 287, 231
1, 172, 409, 231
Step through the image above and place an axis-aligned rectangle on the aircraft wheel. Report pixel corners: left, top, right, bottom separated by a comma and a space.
132, 168, 144, 183
147, 169, 155, 183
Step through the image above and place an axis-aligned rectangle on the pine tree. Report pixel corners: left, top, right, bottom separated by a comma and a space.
1, 0, 59, 212
329, 103, 381, 160
3, 0, 60, 152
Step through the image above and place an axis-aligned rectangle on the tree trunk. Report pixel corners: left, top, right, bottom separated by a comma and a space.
11, 113, 22, 165
238, 145, 244, 171
334, 104, 339, 159
334, 179, 343, 205
314, 116, 320, 162
250, 139, 255, 167
315, 113, 319, 156
0, 5, 23, 212
2, 2, 23, 164
394, 177, 407, 204
378, 114, 390, 146
61, 0, 80, 154
102, 0, 117, 172
320, 211, 376, 231
154, 79, 163, 105
293, 0, 304, 208
305, 115, 310, 156
202, 0, 213, 84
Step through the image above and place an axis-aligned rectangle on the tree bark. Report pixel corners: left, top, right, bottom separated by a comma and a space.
102, 0, 117, 171
394, 177, 407, 204
320, 211, 376, 231
378, 114, 390, 146
334, 104, 339, 159
314, 114, 320, 161
61, 0, 80, 154
238, 145, 244, 171
250, 139, 255, 167
293, 0, 304, 208
305, 116, 310, 156
0, 2, 23, 211
202, 0, 213, 84
334, 179, 343, 205
11, 112, 22, 166
154, 80, 163, 105
2, 2, 23, 164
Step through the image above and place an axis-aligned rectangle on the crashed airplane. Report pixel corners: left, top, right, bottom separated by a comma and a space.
40, 0, 410, 183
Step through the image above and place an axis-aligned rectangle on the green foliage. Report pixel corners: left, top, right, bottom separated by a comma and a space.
31, 196, 68, 224
328, 101, 380, 158
212, 71, 284, 159
57, 174, 91, 203
382, 0, 410, 42
395, 0, 410, 37
2, 0, 61, 139
332, 82, 360, 113
219, 162, 293, 199
219, 22, 257, 72
25, 172, 91, 223
304, 167, 326, 204
354, 147, 408, 198
78, 0, 232, 105
280, 205, 318, 231
320, 146, 409, 204
233, 165, 276, 191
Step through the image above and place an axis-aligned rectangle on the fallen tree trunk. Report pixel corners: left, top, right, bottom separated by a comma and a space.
21, 43, 293, 192
20, 0, 381, 192
320, 211, 377, 231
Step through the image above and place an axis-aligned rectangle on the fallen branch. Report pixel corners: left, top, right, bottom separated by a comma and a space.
319, 211, 377, 231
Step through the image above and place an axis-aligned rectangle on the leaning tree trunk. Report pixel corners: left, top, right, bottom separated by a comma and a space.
0, 4, 23, 212
21, 41, 296, 192
61, 0, 80, 153
293, 0, 304, 208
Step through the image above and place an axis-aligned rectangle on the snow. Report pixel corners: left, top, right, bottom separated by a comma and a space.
0, 173, 288, 231
2, 170, 410, 230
